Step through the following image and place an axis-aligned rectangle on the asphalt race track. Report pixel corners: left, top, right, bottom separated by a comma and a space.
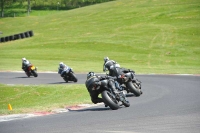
0, 72, 200, 133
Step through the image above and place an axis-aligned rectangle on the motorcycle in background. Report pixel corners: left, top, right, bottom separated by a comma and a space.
61, 67, 78, 83
108, 64, 142, 96
25, 64, 38, 77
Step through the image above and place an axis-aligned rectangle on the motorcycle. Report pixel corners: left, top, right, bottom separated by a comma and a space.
108, 64, 142, 96
94, 76, 130, 110
25, 64, 38, 77
61, 67, 78, 83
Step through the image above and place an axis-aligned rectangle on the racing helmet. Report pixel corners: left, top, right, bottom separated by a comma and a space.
87, 72, 96, 79
59, 62, 65, 68
22, 57, 26, 62
104, 57, 109, 62
115, 63, 120, 68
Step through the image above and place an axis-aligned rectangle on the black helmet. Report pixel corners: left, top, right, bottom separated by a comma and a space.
87, 72, 95, 79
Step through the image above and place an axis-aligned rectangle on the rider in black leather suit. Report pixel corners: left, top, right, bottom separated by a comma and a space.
85, 72, 122, 104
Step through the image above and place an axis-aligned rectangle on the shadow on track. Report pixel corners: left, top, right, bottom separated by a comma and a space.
14, 77, 34, 78
68, 107, 111, 112
48, 82, 78, 84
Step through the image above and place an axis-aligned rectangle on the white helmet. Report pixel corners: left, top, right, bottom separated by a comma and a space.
104, 57, 109, 62
59, 62, 64, 68
22, 58, 26, 61
115, 63, 120, 68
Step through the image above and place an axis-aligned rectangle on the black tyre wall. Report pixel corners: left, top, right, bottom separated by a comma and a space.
5, 36, 9, 42
1, 37, 5, 42
20, 33, 25, 39
29, 30, 34, 37
24, 31, 30, 38
14, 34, 21, 40
0, 30, 34, 43
9, 35, 14, 41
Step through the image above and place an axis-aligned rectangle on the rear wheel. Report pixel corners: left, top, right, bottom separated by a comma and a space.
101, 90, 119, 110
26, 72, 30, 77
122, 97, 130, 107
126, 81, 141, 96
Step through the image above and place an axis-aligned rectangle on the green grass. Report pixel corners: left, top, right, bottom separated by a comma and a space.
0, 84, 90, 115
0, 0, 199, 74
0, 0, 200, 115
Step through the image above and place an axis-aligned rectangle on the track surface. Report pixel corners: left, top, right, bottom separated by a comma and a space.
0, 72, 200, 133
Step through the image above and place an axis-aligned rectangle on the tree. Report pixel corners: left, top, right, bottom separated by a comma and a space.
27, 0, 31, 16
0, 0, 12, 17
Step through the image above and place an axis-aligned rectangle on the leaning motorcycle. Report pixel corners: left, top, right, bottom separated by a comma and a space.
61, 67, 78, 83
95, 77, 130, 110
25, 64, 38, 77
109, 64, 142, 97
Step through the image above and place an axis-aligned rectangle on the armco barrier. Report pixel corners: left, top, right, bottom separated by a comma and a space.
0, 30, 34, 43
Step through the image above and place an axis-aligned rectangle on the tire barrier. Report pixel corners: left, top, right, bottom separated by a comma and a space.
20, 33, 26, 39
14, 34, 21, 40
9, 35, 15, 41
0, 30, 34, 43
0, 37, 5, 43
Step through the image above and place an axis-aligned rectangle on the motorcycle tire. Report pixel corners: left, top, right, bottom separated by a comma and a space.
63, 77, 68, 83
101, 90, 119, 110
26, 72, 30, 77
31, 70, 38, 77
126, 81, 141, 97
70, 72, 78, 82
122, 98, 130, 107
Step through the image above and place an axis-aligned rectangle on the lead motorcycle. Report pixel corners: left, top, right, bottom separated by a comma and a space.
24, 64, 38, 77
108, 64, 142, 96
61, 67, 78, 83
88, 76, 130, 110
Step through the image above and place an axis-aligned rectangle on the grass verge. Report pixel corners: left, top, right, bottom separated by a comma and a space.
0, 84, 91, 115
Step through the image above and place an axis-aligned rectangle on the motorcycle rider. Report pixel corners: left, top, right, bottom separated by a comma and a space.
103, 57, 117, 72
85, 72, 123, 104
103, 57, 118, 76
58, 62, 71, 77
22, 57, 32, 72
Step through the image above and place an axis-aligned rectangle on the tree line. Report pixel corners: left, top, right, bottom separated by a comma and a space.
0, 0, 114, 17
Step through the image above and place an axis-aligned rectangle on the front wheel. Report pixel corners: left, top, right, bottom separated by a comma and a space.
63, 77, 68, 83
122, 100, 130, 107
121, 92, 130, 107
31, 70, 38, 77
70, 72, 78, 82
101, 90, 119, 110
126, 81, 141, 96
